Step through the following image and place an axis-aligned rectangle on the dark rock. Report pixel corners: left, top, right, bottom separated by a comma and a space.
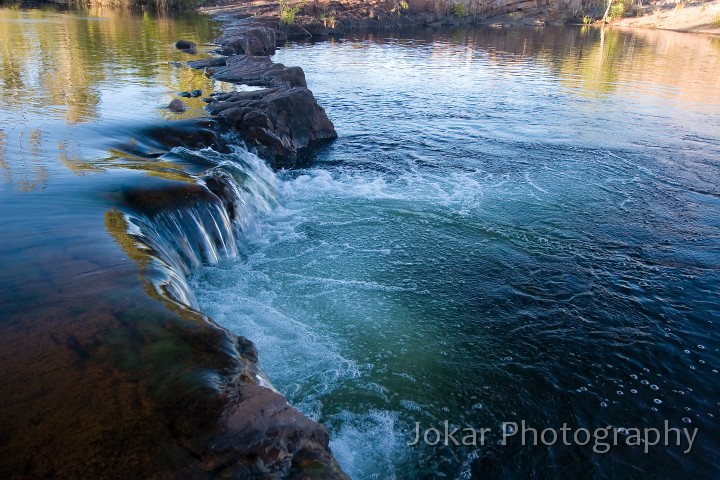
219, 26, 277, 56
190, 89, 203, 97
168, 99, 186, 112
209, 383, 349, 478
303, 21, 329, 37
175, 39, 196, 50
284, 23, 313, 39
175, 39, 197, 54
202, 85, 335, 162
328, 22, 346, 36
187, 57, 227, 69
242, 110, 273, 129
211, 55, 307, 88
179, 91, 193, 98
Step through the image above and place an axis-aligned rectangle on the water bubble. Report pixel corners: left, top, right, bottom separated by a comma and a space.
690, 366, 696, 370
650, 385, 659, 391
618, 428, 629, 435
684, 407, 691, 411
684, 350, 690, 354
601, 402, 607, 408
630, 374, 638, 380
652, 407, 658, 412
617, 391, 624, 396
713, 370, 718, 374
698, 345, 705, 349
682, 417, 692, 424
699, 360, 705, 364
641, 380, 649, 385
653, 399, 662, 404
631, 389, 638, 394
503, 424, 516, 435
579, 387, 587, 392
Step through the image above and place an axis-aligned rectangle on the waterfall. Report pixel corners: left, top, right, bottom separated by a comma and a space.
118, 145, 280, 310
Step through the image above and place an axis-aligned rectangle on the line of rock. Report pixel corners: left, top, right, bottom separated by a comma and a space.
182, 17, 338, 166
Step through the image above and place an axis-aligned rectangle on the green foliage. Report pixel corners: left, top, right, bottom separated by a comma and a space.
451, 2, 468, 17
608, 0, 630, 19
582, 15, 593, 24
279, 0, 304, 24
317, 9, 337, 28
390, 0, 409, 15
713, 12, 720, 28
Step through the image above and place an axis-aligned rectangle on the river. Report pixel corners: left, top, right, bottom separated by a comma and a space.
1, 6, 719, 480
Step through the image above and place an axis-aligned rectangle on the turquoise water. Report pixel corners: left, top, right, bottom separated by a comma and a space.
190, 28, 720, 478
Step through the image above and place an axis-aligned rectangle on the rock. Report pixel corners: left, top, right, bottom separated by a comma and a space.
175, 39, 197, 54
168, 99, 186, 112
186, 18, 337, 163
190, 89, 203, 97
208, 383, 349, 478
328, 22, 346, 36
284, 23, 313, 39
303, 21, 329, 37
179, 91, 193, 98
218, 26, 277, 56
210, 55, 307, 88
187, 57, 227, 70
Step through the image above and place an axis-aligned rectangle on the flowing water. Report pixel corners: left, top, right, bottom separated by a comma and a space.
190, 28, 720, 479
1, 6, 720, 479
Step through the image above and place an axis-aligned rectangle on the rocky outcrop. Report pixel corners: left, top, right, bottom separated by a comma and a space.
187, 18, 337, 165
209, 382, 349, 478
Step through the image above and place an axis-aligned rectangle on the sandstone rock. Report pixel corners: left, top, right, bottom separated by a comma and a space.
208, 383, 349, 478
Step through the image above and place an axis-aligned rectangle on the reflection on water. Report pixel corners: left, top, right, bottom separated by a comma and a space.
0, 6, 236, 191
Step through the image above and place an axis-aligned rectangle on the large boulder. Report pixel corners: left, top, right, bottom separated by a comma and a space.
219, 26, 277, 56
205, 86, 336, 163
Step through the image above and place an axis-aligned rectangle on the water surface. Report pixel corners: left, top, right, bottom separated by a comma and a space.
191, 26, 720, 479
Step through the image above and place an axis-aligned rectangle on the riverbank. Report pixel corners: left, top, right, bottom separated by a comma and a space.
608, 0, 720, 36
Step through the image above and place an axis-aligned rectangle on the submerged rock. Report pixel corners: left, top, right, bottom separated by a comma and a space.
168, 98, 186, 112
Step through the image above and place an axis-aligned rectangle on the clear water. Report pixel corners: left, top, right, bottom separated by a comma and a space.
190, 27, 720, 478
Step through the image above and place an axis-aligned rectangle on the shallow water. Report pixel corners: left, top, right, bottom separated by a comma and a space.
190, 27, 720, 478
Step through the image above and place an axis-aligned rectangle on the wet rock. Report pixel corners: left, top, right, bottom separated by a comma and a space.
187, 57, 227, 70
284, 23, 313, 39
209, 55, 307, 88
185, 15, 338, 164
204, 86, 336, 163
209, 383, 349, 479
168, 98, 186, 112
218, 26, 277, 56
175, 39, 197, 54
303, 21, 329, 37
328, 22, 346, 36
179, 91, 193, 98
